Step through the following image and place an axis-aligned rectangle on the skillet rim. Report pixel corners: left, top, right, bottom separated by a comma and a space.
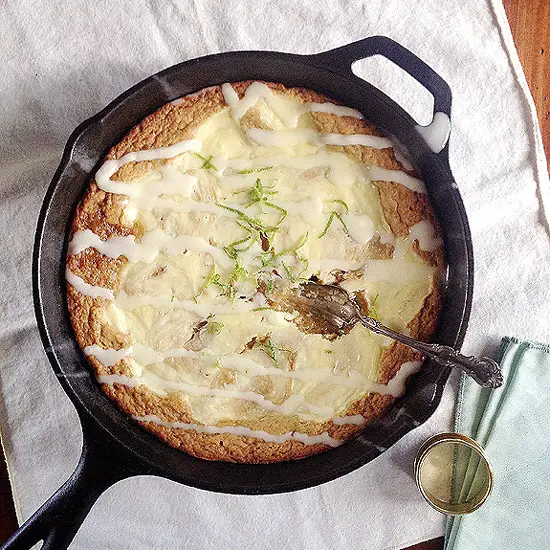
32, 47, 473, 494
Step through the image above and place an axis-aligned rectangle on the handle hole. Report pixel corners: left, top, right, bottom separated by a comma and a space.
352, 55, 434, 126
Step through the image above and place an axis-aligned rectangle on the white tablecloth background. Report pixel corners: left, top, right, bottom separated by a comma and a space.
1, 0, 549, 548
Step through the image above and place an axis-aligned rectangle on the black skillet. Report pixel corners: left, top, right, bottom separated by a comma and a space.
3, 36, 473, 550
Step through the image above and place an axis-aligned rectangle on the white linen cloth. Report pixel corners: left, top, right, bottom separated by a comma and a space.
1, 1, 549, 548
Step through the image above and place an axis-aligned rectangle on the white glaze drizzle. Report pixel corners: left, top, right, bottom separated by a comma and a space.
278, 196, 324, 223
221, 81, 363, 125
130, 194, 323, 224
308, 102, 363, 119
342, 214, 376, 245
98, 372, 334, 417
309, 259, 366, 273
332, 415, 367, 426
115, 290, 258, 317
370, 166, 427, 194
415, 112, 451, 154
87, 342, 421, 398
378, 230, 395, 245
323, 133, 391, 148
408, 220, 443, 252
246, 128, 392, 149
222, 82, 263, 120
385, 361, 423, 396
215, 151, 367, 187
83, 345, 130, 366
94, 168, 197, 200
66, 252, 403, 302
133, 196, 235, 216
92, 152, 418, 217
97, 359, 423, 421
132, 414, 343, 447
339, 256, 434, 286
68, 228, 233, 268
390, 136, 415, 171
65, 269, 114, 300
94, 139, 200, 194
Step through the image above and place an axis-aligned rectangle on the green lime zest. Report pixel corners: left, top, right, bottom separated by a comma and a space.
207, 320, 225, 335
258, 338, 294, 368
239, 179, 287, 227
318, 211, 349, 238
279, 232, 308, 257
228, 257, 248, 284
331, 199, 349, 214
281, 261, 296, 283
237, 166, 274, 174
296, 255, 309, 280
319, 199, 350, 238
216, 203, 278, 232
194, 152, 218, 172
260, 232, 309, 268
245, 179, 277, 207
223, 234, 254, 259
194, 265, 217, 302
194, 265, 235, 302
368, 293, 380, 320
261, 338, 279, 365
236, 220, 253, 232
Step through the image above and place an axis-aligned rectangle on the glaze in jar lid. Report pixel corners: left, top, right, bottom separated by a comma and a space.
414, 432, 494, 515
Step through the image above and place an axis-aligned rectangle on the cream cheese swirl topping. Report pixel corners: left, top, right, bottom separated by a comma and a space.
66, 82, 439, 445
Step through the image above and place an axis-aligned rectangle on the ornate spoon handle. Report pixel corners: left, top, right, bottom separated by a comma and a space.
360, 316, 503, 388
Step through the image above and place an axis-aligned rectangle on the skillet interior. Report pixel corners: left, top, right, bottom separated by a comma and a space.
33, 48, 472, 494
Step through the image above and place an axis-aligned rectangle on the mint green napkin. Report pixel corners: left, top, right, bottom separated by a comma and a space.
445, 337, 550, 549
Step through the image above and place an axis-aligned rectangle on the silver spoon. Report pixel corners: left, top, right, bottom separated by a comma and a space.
297, 283, 503, 389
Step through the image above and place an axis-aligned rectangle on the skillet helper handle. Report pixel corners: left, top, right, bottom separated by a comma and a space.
1, 417, 141, 550
312, 36, 452, 153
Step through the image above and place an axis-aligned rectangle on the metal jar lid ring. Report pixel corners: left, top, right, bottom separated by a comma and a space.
414, 432, 494, 515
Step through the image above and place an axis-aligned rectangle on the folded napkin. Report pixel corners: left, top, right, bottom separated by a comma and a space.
445, 337, 550, 549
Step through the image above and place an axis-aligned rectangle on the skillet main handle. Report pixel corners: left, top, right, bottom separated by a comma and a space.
2, 449, 117, 550
1, 418, 142, 550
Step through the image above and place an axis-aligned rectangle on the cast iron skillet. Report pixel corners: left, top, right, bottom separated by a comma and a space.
3, 36, 473, 550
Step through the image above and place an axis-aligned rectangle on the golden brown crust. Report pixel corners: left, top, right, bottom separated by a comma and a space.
66, 81, 445, 463
142, 421, 329, 463
109, 87, 227, 181
102, 382, 372, 463
373, 180, 432, 236
71, 184, 131, 238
